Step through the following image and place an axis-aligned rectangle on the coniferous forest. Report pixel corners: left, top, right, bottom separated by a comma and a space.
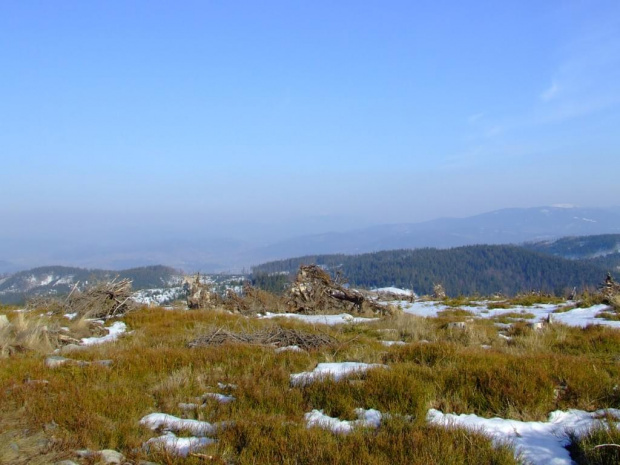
252, 245, 608, 296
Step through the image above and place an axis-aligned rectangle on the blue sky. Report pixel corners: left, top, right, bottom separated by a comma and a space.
1, 1, 620, 249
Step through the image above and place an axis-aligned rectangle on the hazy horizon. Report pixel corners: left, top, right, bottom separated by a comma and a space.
2, 2, 620, 269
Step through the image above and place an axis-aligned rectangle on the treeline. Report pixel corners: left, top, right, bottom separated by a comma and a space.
252, 245, 607, 296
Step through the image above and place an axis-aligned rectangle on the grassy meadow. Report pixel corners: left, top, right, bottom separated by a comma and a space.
1, 300, 620, 464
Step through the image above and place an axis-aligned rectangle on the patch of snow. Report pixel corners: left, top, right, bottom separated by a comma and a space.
401, 301, 450, 318
291, 362, 388, 386
372, 287, 416, 297
132, 287, 185, 306
305, 408, 383, 434
64, 312, 78, 320
399, 300, 620, 329
217, 382, 237, 390
427, 408, 620, 465
381, 340, 406, 347
144, 432, 215, 457
275, 345, 305, 353
140, 413, 220, 436
261, 312, 379, 326
40, 274, 56, 286
81, 322, 127, 346
551, 305, 620, 329
203, 393, 235, 404
54, 275, 75, 286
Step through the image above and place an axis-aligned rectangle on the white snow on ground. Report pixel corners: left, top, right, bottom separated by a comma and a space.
140, 413, 221, 436
551, 304, 620, 328
203, 393, 235, 404
397, 298, 620, 329
140, 413, 228, 457
64, 312, 77, 320
132, 287, 185, 306
39, 274, 56, 286
372, 287, 416, 297
55, 275, 75, 285
80, 322, 127, 346
261, 312, 379, 326
381, 340, 407, 347
290, 362, 388, 386
306, 408, 383, 434
217, 382, 237, 390
427, 408, 620, 465
275, 345, 305, 353
400, 301, 450, 318
144, 432, 215, 457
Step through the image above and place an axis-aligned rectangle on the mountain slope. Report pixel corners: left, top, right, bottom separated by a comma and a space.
525, 234, 620, 273
252, 245, 605, 296
525, 234, 620, 259
0, 265, 180, 304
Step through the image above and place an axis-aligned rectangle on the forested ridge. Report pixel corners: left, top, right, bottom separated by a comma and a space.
252, 245, 607, 296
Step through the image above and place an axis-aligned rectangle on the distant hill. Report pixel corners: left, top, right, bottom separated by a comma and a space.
0, 265, 180, 305
525, 234, 620, 274
2, 206, 619, 272
524, 234, 620, 259
252, 245, 606, 296
248, 206, 620, 263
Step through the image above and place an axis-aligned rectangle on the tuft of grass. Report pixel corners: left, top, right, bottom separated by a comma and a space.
493, 312, 536, 324
595, 311, 620, 321
215, 417, 518, 465
575, 291, 607, 308
506, 293, 565, 307
567, 423, 620, 465
0, 313, 59, 357
443, 296, 479, 308
370, 312, 438, 342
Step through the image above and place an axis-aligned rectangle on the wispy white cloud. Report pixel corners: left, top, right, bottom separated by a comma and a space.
540, 81, 560, 102
461, 8, 620, 167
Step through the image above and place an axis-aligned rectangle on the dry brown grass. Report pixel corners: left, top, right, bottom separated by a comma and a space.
0, 313, 59, 357
1, 304, 619, 463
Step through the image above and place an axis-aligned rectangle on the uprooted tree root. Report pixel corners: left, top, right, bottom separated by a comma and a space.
286, 265, 397, 316
188, 326, 337, 351
217, 265, 399, 317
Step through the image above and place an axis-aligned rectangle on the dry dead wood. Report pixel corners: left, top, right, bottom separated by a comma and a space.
188, 326, 337, 350
286, 265, 395, 316
65, 278, 135, 319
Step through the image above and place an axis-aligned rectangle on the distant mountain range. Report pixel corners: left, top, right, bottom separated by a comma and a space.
250, 206, 620, 264
1, 205, 619, 272
2, 233, 619, 302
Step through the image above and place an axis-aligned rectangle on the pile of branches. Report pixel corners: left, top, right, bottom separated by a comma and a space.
222, 284, 288, 315
188, 325, 336, 351
286, 265, 394, 316
65, 278, 135, 319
